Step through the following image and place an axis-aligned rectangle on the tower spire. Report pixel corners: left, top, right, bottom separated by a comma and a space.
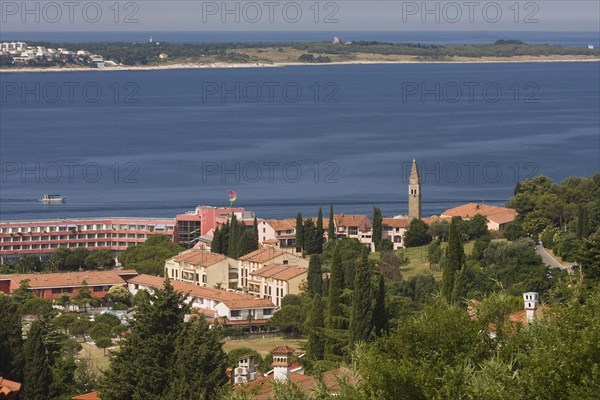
408, 159, 421, 219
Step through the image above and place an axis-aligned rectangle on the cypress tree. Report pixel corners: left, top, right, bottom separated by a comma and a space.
211, 226, 221, 254
372, 207, 383, 250
303, 218, 317, 255
22, 320, 52, 400
316, 207, 324, 253
577, 204, 589, 239
328, 204, 336, 242
166, 317, 228, 400
350, 248, 373, 346
372, 274, 388, 337
307, 294, 325, 360
307, 255, 323, 297
451, 266, 468, 304
327, 246, 344, 328
253, 216, 259, 247
220, 223, 230, 256
0, 295, 24, 381
441, 218, 465, 302
295, 212, 304, 250
227, 214, 239, 258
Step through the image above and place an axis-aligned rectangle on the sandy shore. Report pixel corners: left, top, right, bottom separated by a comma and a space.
1, 57, 598, 73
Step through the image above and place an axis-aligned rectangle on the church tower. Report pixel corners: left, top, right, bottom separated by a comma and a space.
408, 159, 421, 219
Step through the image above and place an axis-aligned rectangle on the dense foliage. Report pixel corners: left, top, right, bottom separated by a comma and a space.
119, 234, 183, 276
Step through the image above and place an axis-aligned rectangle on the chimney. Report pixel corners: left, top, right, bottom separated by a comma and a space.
270, 346, 295, 382
523, 292, 539, 322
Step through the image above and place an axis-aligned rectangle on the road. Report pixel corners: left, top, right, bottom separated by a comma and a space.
535, 245, 568, 269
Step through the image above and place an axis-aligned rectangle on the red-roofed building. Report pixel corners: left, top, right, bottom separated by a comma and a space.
248, 264, 307, 307
238, 248, 307, 290
164, 248, 238, 289
0, 270, 137, 300
0, 377, 21, 399
71, 392, 100, 400
127, 274, 276, 327
440, 203, 517, 231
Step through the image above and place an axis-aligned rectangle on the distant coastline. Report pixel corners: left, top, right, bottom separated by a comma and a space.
2, 56, 599, 73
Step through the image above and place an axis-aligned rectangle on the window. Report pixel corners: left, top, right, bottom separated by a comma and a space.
52, 288, 61, 294
349, 227, 358, 235
231, 310, 241, 317
63, 288, 73, 293
93, 286, 103, 292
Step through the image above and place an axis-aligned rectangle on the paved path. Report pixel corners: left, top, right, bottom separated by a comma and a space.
536, 245, 567, 269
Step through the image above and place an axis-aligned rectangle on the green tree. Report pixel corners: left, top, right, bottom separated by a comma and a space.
75, 280, 92, 311
306, 294, 325, 360
119, 234, 183, 276
403, 219, 432, 247
372, 207, 383, 250
316, 207, 324, 254
22, 320, 53, 400
295, 212, 304, 250
307, 255, 323, 298
89, 323, 113, 342
71, 318, 91, 341
55, 292, 72, 308
428, 221, 449, 241
132, 289, 151, 307
0, 295, 24, 381
427, 240, 442, 268
107, 284, 130, 304
96, 337, 113, 356
211, 226, 222, 254
84, 249, 116, 269
328, 204, 336, 242
267, 305, 304, 336
577, 232, 600, 281
372, 274, 388, 337
441, 218, 465, 303
100, 279, 190, 400
325, 245, 347, 359
350, 248, 373, 346
166, 317, 228, 400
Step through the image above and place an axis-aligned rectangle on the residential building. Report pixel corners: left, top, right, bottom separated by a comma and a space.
237, 247, 308, 289
260, 219, 297, 248
324, 214, 373, 248
440, 203, 517, 231
165, 248, 238, 289
0, 270, 137, 300
248, 263, 307, 307
127, 274, 276, 328
382, 217, 410, 249
0, 218, 175, 263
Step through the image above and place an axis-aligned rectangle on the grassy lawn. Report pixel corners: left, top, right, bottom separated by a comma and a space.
223, 335, 307, 356
76, 341, 114, 373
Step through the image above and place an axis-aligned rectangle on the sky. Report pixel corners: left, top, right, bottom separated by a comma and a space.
1, 0, 599, 32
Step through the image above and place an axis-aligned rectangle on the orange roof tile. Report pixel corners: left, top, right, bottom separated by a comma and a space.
129, 274, 275, 310
239, 247, 286, 263
71, 392, 100, 400
251, 264, 307, 281
441, 203, 517, 223
0, 377, 21, 394
270, 345, 296, 354
170, 248, 226, 267
0, 270, 136, 290
382, 217, 410, 229
265, 219, 296, 232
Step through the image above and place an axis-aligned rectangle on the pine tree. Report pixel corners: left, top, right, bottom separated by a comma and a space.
316, 207, 324, 253
451, 266, 468, 304
372, 274, 388, 337
441, 218, 465, 303
211, 226, 221, 254
328, 204, 336, 242
166, 317, 228, 400
350, 248, 373, 346
577, 204, 589, 239
101, 279, 190, 399
22, 320, 52, 400
0, 295, 24, 381
307, 255, 323, 297
307, 294, 325, 360
372, 207, 383, 250
295, 212, 304, 250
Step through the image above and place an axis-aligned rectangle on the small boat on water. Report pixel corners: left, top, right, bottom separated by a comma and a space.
42, 194, 65, 204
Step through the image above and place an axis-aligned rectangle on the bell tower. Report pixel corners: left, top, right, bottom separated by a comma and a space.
408, 159, 421, 219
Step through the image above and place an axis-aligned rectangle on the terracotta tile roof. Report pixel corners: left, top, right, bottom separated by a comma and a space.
265, 219, 296, 232
262, 239, 278, 245
0, 270, 136, 290
71, 392, 100, 400
440, 203, 517, 224
270, 345, 296, 354
233, 367, 356, 399
382, 217, 410, 229
129, 274, 275, 310
239, 247, 286, 263
0, 377, 21, 395
251, 264, 307, 282
169, 248, 226, 267
323, 214, 371, 228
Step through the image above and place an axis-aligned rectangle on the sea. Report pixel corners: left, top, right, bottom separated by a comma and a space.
0, 31, 599, 220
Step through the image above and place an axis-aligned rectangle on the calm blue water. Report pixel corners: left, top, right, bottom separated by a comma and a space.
1, 62, 599, 220
1, 31, 598, 47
